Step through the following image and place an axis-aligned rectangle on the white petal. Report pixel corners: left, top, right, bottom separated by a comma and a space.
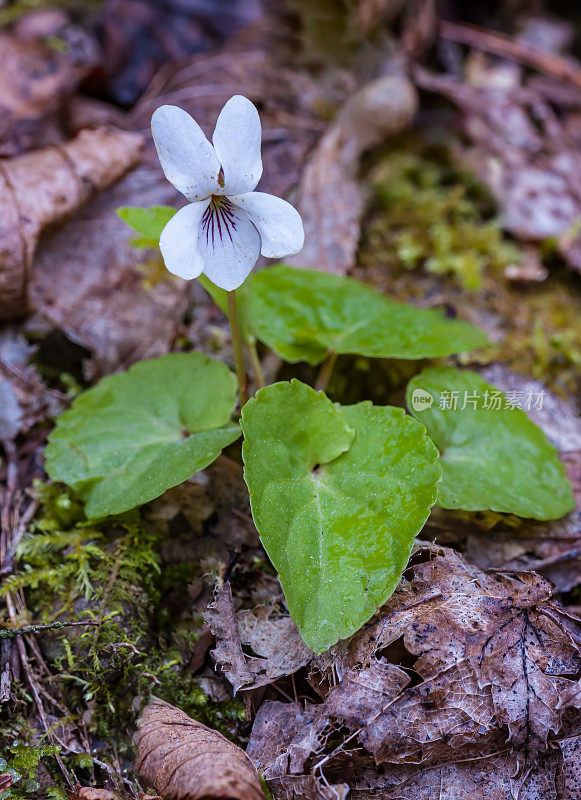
231, 191, 304, 258
212, 95, 262, 195
159, 201, 209, 280
151, 105, 220, 201
197, 203, 260, 291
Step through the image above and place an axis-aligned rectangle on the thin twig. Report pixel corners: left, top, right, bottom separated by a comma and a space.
0, 356, 70, 404
4, 593, 74, 786
0, 620, 99, 640
1, 439, 19, 566
440, 20, 581, 89
0, 640, 10, 703
0, 439, 20, 702
1, 496, 38, 577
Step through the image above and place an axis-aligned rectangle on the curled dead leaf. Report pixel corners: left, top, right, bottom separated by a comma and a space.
134, 697, 265, 800
28, 167, 187, 379
0, 774, 13, 794
0, 31, 88, 157
205, 583, 255, 693
288, 72, 418, 275
0, 126, 143, 320
206, 583, 313, 693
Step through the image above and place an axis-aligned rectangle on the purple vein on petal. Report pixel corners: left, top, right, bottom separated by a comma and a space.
201, 198, 238, 250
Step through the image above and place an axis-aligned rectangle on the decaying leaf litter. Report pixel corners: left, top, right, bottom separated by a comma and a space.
0, 1, 580, 799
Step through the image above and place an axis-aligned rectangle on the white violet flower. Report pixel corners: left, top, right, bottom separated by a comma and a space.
151, 95, 304, 291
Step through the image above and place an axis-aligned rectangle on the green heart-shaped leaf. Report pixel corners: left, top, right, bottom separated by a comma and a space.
244, 265, 488, 365
46, 353, 240, 519
241, 380, 441, 652
406, 366, 575, 520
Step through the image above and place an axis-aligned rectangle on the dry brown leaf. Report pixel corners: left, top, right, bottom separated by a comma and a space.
288, 72, 418, 275
134, 697, 265, 800
0, 328, 64, 434
205, 582, 255, 693
27, 166, 188, 379
479, 365, 581, 455
0, 31, 86, 157
459, 512, 581, 593
558, 734, 581, 798
414, 60, 581, 275
206, 583, 313, 692
72, 789, 117, 800
0, 775, 13, 794
187, 624, 213, 674
247, 544, 581, 800
252, 710, 564, 800
247, 701, 350, 800
0, 126, 143, 320
348, 750, 564, 800
327, 546, 581, 758
237, 605, 313, 688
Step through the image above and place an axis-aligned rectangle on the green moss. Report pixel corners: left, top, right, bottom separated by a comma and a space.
357, 142, 581, 397
0, 1, 102, 27
1, 482, 245, 795
489, 280, 581, 396
362, 147, 521, 290
284, 0, 357, 64
0, 745, 63, 799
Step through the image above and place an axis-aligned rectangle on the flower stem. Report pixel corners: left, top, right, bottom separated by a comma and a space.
315, 350, 338, 392
227, 290, 249, 407
248, 340, 265, 389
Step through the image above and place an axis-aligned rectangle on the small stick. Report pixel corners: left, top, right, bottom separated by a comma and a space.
0, 640, 10, 703
1, 497, 38, 577
440, 20, 581, 90
0, 356, 70, 404
0, 619, 99, 639
0, 439, 20, 703
5, 593, 74, 786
